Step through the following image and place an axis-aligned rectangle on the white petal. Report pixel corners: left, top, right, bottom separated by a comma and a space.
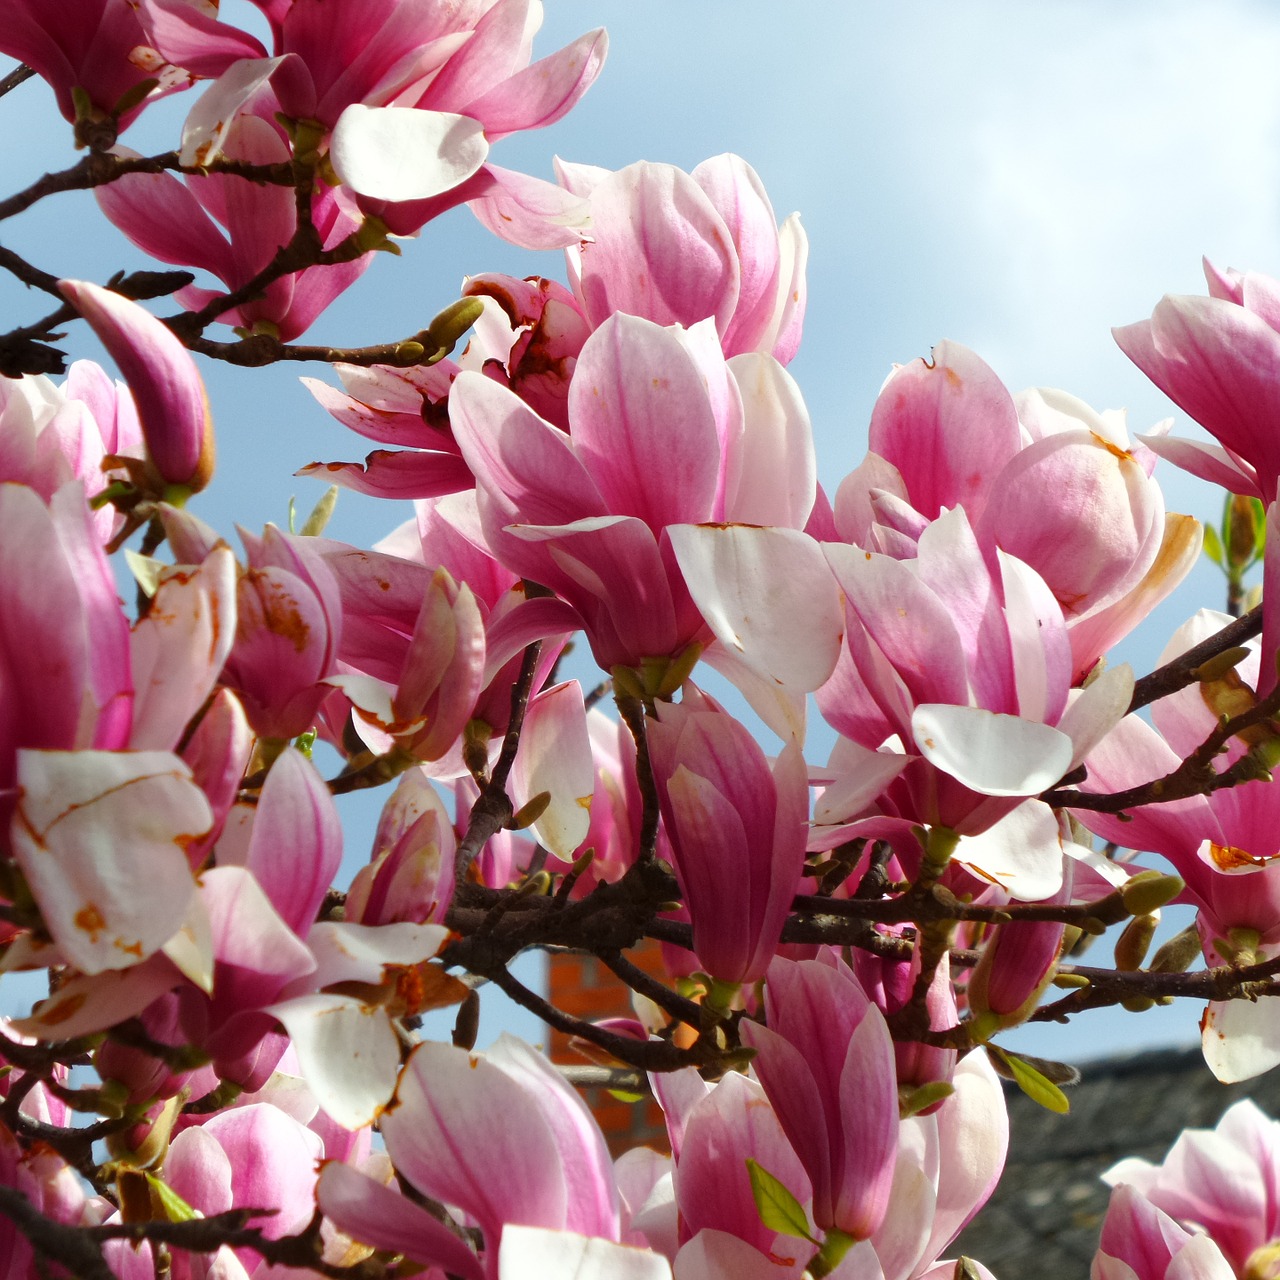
499, 1226, 672, 1280
956, 800, 1065, 900
268, 994, 401, 1130
912, 704, 1072, 796
1202, 997, 1280, 1083
13, 750, 207, 974
671, 524, 841, 692
330, 105, 488, 202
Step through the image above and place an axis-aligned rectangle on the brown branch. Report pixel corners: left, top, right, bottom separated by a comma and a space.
616, 693, 661, 862
1045, 689, 1280, 814
480, 958, 720, 1073
1128, 604, 1263, 712
0, 151, 292, 224
0, 64, 35, 100
453, 641, 543, 884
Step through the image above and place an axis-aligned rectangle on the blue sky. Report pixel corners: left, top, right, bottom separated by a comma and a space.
4, 2, 1280, 1059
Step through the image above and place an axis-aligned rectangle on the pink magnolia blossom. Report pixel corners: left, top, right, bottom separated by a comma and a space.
97, 114, 372, 342
0, 0, 191, 133
651, 1051, 1006, 1280
346, 769, 457, 926
0, 361, 142, 541
328, 563, 486, 764
648, 683, 807, 986
322, 1034, 620, 1276
1093, 1185, 1236, 1280
1103, 1100, 1280, 1277
59, 279, 214, 494
1115, 259, 1280, 503
738, 953, 899, 1241
558, 154, 807, 364
137, 0, 605, 246
220, 524, 344, 741
452, 311, 815, 674
816, 506, 1133, 899
835, 343, 1177, 677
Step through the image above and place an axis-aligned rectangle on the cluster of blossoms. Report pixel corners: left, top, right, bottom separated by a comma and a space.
3, 2, 1280, 1278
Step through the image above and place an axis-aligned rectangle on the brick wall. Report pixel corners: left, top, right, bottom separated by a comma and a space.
547, 939, 672, 1157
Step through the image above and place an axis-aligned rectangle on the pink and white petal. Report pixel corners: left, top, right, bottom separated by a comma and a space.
761, 213, 809, 366
513, 681, 593, 859
997, 550, 1071, 727
330, 105, 489, 202
483, 1033, 620, 1239
832, 454, 909, 546
203, 1103, 322, 1237
178, 57, 287, 167
924, 1051, 1009, 1259
672, 524, 841, 693
482, 595, 582, 685
198, 866, 316, 985
466, 164, 593, 250
139, 0, 270, 77
569, 314, 723, 531
577, 163, 739, 337
267, 994, 400, 1129
11, 960, 179, 1040
383, 1040, 568, 1232
826, 544, 969, 710
316, 1163, 483, 1279
1202, 996, 1280, 1083
955, 800, 1065, 901
1056, 664, 1135, 769
692, 155, 781, 357
298, 448, 476, 500
451, 370, 607, 525
813, 740, 911, 828
301, 920, 447, 990
161, 884, 215, 993
701, 644, 808, 744
832, 1007, 899, 1240
129, 547, 238, 751
1140, 431, 1262, 496
867, 340, 1021, 521
725, 354, 816, 527
499, 1227, 672, 1280
244, 748, 343, 937
516, 516, 684, 664
674, 1231, 806, 1280
13, 750, 206, 974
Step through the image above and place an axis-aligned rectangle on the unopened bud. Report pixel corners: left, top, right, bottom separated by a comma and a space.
426, 297, 485, 354
1052, 971, 1090, 989
60, 279, 215, 495
1148, 923, 1203, 973
1114, 913, 1159, 971
1226, 493, 1262, 570
511, 791, 551, 830
1122, 995, 1156, 1013
1193, 646, 1252, 682
1120, 870, 1183, 917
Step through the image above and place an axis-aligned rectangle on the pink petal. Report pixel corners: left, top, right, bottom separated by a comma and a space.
316, 1162, 483, 1278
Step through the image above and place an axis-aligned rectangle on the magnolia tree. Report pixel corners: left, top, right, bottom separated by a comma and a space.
2, 4, 1280, 1279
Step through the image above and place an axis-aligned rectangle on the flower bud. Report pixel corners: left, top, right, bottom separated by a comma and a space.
59, 279, 214, 495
